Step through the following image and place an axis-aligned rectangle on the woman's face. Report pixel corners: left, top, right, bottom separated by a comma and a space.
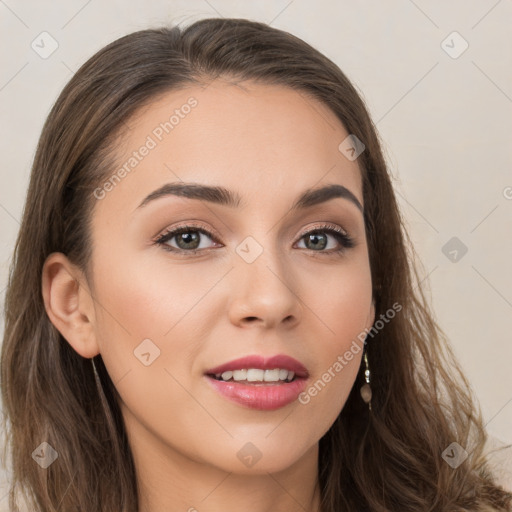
85, 80, 374, 474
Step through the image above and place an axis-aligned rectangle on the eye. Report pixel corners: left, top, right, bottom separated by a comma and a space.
295, 224, 355, 254
153, 222, 355, 256
154, 224, 221, 254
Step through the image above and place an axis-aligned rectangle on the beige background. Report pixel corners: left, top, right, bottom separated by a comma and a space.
0, 0, 511, 507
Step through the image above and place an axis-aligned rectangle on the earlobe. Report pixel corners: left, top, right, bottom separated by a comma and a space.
41, 252, 100, 359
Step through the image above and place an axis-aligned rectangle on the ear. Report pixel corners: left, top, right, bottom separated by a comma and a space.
41, 252, 100, 359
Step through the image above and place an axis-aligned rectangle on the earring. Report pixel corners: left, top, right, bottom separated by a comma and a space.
91, 356, 103, 392
360, 340, 372, 411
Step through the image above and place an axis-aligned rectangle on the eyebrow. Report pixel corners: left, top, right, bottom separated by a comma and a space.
135, 182, 363, 213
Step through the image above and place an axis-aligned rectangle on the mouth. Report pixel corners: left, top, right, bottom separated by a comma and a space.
205, 353, 309, 382
204, 354, 309, 410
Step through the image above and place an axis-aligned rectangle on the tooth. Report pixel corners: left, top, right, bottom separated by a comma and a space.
233, 369, 247, 381
225, 368, 295, 382
247, 369, 265, 381
264, 369, 280, 382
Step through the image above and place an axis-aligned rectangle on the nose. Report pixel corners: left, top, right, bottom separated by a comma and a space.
227, 246, 303, 330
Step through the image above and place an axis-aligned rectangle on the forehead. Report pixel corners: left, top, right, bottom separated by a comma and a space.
93, 80, 363, 218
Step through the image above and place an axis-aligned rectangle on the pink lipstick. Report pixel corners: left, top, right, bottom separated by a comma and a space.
204, 354, 309, 411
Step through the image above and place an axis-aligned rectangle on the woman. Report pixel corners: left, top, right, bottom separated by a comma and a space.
1, 17, 511, 512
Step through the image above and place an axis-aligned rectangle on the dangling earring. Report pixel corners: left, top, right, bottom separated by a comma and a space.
360, 340, 372, 411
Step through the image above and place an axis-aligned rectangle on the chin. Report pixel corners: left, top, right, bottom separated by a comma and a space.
202, 437, 317, 475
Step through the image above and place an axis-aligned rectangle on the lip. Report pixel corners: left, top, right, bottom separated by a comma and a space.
205, 354, 309, 378
204, 354, 309, 411
205, 376, 308, 410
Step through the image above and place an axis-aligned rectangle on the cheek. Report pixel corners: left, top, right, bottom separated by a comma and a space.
306, 252, 373, 344
297, 353, 362, 439
88, 243, 232, 386
295, 256, 372, 420
99, 244, 228, 314
88, 248, 183, 370
88, 248, 218, 442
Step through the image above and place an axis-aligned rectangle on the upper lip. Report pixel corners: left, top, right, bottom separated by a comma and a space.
205, 354, 309, 379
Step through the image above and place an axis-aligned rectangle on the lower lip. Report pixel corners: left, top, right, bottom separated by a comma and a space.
205, 375, 308, 411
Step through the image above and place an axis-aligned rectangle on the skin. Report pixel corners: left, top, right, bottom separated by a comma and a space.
42, 80, 375, 512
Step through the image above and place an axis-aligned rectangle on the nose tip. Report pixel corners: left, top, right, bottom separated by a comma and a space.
227, 261, 303, 329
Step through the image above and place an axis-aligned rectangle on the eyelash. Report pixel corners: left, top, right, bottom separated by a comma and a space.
153, 222, 355, 256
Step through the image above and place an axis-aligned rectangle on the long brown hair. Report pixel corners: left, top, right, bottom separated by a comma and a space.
1, 18, 511, 512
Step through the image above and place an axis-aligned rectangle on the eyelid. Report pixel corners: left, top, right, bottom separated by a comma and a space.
153, 221, 222, 245
296, 222, 349, 239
